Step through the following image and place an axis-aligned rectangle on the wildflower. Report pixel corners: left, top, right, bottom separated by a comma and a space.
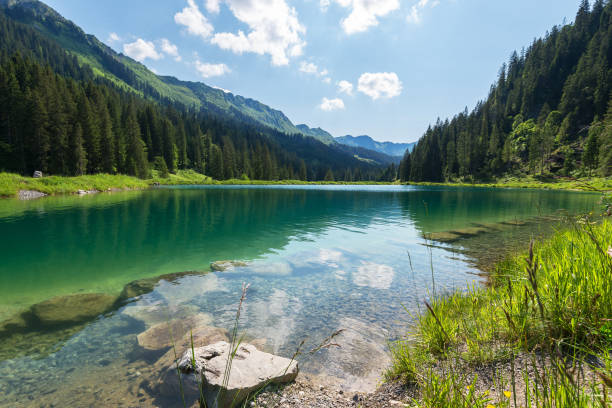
486, 405, 496, 408
607, 246, 612, 259
504, 390, 512, 398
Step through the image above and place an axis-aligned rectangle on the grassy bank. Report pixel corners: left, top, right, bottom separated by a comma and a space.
388, 215, 612, 407
0, 172, 149, 197
0, 170, 397, 198
406, 176, 612, 192
3, 170, 610, 198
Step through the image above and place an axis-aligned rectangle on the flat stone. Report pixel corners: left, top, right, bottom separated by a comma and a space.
29, 293, 118, 327
137, 313, 214, 350
210, 260, 249, 272
155, 341, 298, 408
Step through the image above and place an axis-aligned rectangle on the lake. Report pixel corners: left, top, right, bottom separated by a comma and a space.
0, 185, 600, 406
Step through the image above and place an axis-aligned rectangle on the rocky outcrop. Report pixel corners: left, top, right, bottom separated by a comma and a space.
136, 313, 215, 350
32, 171, 43, 178
153, 341, 298, 408
29, 293, 118, 327
210, 260, 248, 272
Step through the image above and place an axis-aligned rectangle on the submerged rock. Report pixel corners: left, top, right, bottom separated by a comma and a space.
154, 341, 298, 408
29, 293, 118, 327
136, 313, 214, 351
118, 270, 206, 302
210, 260, 249, 272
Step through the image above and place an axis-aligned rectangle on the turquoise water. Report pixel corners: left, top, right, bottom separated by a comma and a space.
0, 185, 600, 405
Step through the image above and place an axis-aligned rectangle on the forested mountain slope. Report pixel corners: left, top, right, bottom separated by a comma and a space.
0, 7, 387, 181
400, 0, 612, 182
0, 0, 319, 139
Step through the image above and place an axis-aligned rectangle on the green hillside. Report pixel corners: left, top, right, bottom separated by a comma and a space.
401, 0, 612, 182
0, 0, 307, 137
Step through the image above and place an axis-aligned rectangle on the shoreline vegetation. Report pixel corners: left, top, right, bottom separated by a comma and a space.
386, 213, 611, 407
1, 171, 610, 198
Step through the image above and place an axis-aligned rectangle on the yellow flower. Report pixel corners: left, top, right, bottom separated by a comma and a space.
504, 390, 512, 398
486, 405, 496, 408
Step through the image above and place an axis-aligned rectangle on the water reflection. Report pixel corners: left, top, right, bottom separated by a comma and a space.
0, 185, 600, 405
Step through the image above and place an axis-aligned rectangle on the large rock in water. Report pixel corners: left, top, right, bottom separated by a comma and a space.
155, 341, 298, 408
136, 313, 217, 350
210, 260, 248, 272
29, 293, 118, 327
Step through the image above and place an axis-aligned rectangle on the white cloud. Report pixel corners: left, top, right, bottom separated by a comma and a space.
107, 32, 121, 43
206, 0, 221, 13
160, 38, 182, 62
337, 80, 354, 95
319, 97, 345, 111
335, 0, 400, 34
320, 0, 331, 12
175, 0, 214, 40
123, 39, 162, 62
353, 261, 395, 289
212, 85, 231, 93
299, 61, 319, 74
211, 0, 306, 66
195, 61, 231, 78
406, 0, 439, 24
299, 61, 329, 81
357, 72, 402, 100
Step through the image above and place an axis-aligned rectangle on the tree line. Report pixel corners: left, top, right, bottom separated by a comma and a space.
401, 0, 612, 182
0, 9, 385, 181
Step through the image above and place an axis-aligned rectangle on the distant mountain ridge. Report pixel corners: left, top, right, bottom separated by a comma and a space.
335, 135, 415, 157
0, 0, 310, 138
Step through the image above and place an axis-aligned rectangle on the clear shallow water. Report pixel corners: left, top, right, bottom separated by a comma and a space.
0, 185, 600, 406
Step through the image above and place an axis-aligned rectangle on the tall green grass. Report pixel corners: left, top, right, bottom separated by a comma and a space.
388, 211, 611, 407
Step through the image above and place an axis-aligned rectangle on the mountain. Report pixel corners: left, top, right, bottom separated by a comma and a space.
295, 125, 336, 144
0, 0, 312, 138
335, 135, 415, 157
0, 2, 394, 181
401, 0, 612, 182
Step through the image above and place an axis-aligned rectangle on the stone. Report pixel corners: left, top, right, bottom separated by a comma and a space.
32, 171, 43, 178
155, 341, 298, 408
136, 313, 215, 350
18, 190, 47, 200
118, 271, 205, 302
29, 293, 118, 327
210, 260, 249, 272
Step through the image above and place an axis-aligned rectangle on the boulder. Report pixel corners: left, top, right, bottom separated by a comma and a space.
137, 313, 215, 350
210, 260, 248, 272
155, 341, 298, 408
118, 271, 205, 302
29, 293, 118, 327
33, 170, 43, 178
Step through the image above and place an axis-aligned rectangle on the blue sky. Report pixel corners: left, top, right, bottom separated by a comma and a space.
45, 0, 582, 143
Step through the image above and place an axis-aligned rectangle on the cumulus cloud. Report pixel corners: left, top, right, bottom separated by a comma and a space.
319, 97, 345, 111
299, 61, 319, 74
320, 0, 331, 12
195, 60, 231, 78
210, 0, 306, 66
357, 72, 402, 100
323, 77, 331, 84
175, 0, 214, 40
206, 0, 221, 13
406, 0, 439, 24
107, 32, 121, 43
160, 38, 182, 61
335, 0, 400, 34
337, 80, 354, 95
123, 39, 162, 62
